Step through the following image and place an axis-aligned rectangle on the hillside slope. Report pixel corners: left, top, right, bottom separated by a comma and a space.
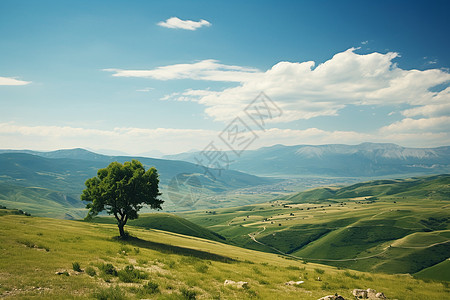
179, 174, 450, 278
91, 213, 226, 243
0, 151, 274, 216
0, 212, 448, 299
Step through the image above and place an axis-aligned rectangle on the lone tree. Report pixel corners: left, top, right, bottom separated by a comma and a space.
81, 160, 163, 238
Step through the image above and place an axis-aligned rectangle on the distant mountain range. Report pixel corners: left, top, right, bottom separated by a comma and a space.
164, 143, 450, 177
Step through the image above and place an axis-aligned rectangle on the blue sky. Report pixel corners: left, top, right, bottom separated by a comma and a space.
1, 0, 449, 155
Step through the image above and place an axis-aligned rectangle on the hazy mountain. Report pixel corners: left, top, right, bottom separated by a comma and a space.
164, 143, 450, 177
0, 150, 274, 217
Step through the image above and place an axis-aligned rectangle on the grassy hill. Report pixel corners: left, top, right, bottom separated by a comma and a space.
0, 183, 86, 219
0, 211, 448, 299
91, 213, 226, 243
0, 151, 275, 216
178, 174, 450, 280
282, 174, 450, 204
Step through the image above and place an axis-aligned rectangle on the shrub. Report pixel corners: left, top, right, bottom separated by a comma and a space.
85, 266, 96, 277
286, 265, 300, 270
314, 268, 325, 274
118, 265, 148, 283
180, 287, 197, 300
118, 244, 131, 255
94, 286, 126, 300
100, 263, 118, 276
143, 281, 159, 294
343, 270, 360, 279
72, 262, 82, 272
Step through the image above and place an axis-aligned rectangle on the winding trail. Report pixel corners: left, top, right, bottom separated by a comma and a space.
247, 225, 450, 263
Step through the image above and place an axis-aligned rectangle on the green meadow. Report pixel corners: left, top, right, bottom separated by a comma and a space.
1, 211, 449, 299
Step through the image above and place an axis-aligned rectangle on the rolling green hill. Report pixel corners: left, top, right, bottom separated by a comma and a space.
0, 211, 448, 299
282, 174, 450, 203
0, 183, 86, 219
178, 174, 450, 279
91, 213, 226, 243
0, 151, 275, 216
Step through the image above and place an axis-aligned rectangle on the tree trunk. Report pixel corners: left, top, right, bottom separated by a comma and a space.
118, 222, 126, 238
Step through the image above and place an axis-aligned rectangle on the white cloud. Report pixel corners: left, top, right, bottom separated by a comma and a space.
104, 59, 259, 82
0, 76, 31, 86
361, 40, 369, 45
136, 87, 154, 92
157, 17, 211, 30
380, 116, 450, 133
107, 49, 450, 124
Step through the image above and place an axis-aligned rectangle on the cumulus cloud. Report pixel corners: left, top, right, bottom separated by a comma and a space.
157, 17, 211, 30
380, 116, 450, 133
107, 49, 449, 124
0, 76, 31, 86
104, 59, 259, 82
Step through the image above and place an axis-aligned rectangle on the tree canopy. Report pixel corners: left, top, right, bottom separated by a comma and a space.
81, 159, 163, 237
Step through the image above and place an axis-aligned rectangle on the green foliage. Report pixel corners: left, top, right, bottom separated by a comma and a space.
314, 268, 325, 274
82, 160, 163, 237
180, 287, 197, 300
99, 263, 117, 276
72, 261, 82, 272
85, 266, 96, 276
143, 281, 160, 294
93, 286, 126, 300
195, 264, 209, 273
117, 265, 148, 283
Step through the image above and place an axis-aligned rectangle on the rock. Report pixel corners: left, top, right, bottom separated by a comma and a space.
352, 288, 388, 299
224, 280, 248, 289
318, 294, 346, 300
224, 279, 235, 286
352, 289, 368, 298
367, 288, 377, 298
285, 280, 304, 285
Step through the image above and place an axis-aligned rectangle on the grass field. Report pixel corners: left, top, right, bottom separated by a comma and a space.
1, 211, 449, 299
177, 175, 450, 280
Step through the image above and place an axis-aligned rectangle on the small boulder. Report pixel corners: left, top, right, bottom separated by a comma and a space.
352, 289, 368, 298
375, 292, 386, 299
224, 280, 248, 289
285, 280, 304, 286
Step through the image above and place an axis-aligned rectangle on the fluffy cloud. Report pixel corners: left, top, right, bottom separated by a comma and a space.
192, 48, 450, 122
0, 76, 31, 86
107, 49, 449, 125
104, 59, 259, 82
380, 116, 450, 133
157, 17, 211, 30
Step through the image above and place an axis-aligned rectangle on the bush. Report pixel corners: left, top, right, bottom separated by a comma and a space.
343, 270, 360, 279
85, 266, 96, 277
314, 268, 325, 274
119, 244, 131, 255
180, 287, 197, 300
94, 286, 126, 300
118, 265, 148, 283
100, 263, 118, 276
143, 281, 159, 294
72, 262, 82, 272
